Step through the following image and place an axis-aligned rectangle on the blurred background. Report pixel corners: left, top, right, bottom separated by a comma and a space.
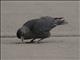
1, 1, 80, 60
1, 1, 79, 37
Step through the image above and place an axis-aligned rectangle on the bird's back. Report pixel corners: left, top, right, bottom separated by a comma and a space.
32, 17, 56, 34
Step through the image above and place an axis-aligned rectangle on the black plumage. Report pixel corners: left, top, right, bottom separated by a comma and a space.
17, 16, 67, 43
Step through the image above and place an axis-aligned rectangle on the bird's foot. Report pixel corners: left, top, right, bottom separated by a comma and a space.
36, 39, 42, 43
21, 41, 25, 44
30, 40, 35, 43
36, 41, 41, 44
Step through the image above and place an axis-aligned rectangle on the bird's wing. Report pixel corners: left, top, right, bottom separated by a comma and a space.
32, 19, 56, 34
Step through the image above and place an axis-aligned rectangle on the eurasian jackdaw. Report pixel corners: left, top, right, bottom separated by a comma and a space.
17, 16, 67, 43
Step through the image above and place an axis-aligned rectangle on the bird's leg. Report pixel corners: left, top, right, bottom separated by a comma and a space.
30, 38, 35, 43
21, 36, 24, 43
37, 38, 44, 43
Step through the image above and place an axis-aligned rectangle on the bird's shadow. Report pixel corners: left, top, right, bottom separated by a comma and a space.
4, 40, 64, 45
15, 42, 38, 44
8, 41, 48, 44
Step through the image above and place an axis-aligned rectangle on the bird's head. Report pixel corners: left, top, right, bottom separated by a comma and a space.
16, 28, 22, 39
54, 17, 68, 25
16, 26, 30, 39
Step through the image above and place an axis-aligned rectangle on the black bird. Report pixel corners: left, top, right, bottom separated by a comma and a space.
17, 16, 67, 43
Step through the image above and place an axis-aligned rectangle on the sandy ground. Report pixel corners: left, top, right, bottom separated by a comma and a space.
1, 37, 79, 60
1, 1, 80, 60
